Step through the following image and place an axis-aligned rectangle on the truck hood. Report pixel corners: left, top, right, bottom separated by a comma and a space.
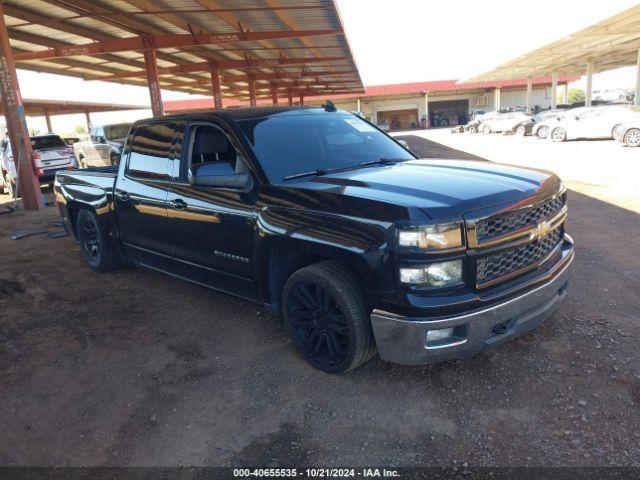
289, 159, 561, 220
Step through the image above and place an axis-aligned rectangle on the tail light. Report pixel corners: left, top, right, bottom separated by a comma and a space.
32, 151, 44, 176
32, 151, 43, 166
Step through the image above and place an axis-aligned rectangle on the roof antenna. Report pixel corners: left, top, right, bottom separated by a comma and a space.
322, 100, 337, 112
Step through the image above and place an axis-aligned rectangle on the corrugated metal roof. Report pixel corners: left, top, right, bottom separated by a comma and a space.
5, 0, 363, 99
464, 4, 640, 81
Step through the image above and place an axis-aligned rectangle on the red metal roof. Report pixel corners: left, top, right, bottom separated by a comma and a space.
164, 76, 578, 112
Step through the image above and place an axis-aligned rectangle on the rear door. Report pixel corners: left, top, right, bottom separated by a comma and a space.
114, 121, 177, 271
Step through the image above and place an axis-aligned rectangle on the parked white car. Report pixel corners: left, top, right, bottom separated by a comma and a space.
481, 112, 532, 134
592, 88, 631, 103
548, 105, 640, 142
613, 121, 640, 147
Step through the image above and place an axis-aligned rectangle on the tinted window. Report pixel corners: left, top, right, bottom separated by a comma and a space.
104, 123, 132, 141
240, 112, 414, 182
127, 123, 175, 180
31, 135, 66, 150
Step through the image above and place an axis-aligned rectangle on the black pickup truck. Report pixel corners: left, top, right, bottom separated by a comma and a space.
54, 106, 574, 373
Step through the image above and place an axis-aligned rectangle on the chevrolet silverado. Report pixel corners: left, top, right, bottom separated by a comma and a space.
54, 106, 574, 373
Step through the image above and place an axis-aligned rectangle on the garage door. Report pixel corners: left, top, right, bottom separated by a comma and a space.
377, 109, 419, 130
429, 99, 469, 126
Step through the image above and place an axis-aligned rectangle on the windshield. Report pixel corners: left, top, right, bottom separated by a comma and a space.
239, 111, 415, 183
30, 135, 66, 150
104, 123, 132, 141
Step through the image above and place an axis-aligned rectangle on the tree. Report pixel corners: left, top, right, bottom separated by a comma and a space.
567, 88, 585, 103
73, 124, 88, 135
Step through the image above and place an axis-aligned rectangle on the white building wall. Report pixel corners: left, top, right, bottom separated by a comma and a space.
500, 87, 552, 110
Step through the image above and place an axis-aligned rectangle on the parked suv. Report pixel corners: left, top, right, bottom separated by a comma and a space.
1, 134, 75, 197
55, 107, 574, 373
73, 123, 132, 168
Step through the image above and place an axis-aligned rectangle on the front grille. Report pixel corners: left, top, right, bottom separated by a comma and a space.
476, 227, 563, 285
475, 193, 566, 243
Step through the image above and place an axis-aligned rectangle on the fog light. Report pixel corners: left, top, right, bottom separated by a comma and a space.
426, 325, 468, 349
426, 327, 454, 343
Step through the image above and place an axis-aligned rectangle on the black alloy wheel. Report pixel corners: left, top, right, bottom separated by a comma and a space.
287, 280, 349, 367
282, 261, 376, 373
76, 209, 121, 272
81, 213, 100, 262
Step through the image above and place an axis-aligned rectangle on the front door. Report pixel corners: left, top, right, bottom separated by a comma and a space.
114, 121, 177, 271
165, 122, 259, 300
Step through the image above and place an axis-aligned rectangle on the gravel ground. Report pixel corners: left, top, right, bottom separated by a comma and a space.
0, 135, 639, 467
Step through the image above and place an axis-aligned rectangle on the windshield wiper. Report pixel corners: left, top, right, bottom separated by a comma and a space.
358, 158, 409, 167
283, 168, 329, 181
282, 158, 409, 181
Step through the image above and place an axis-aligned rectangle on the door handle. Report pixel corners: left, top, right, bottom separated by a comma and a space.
170, 198, 187, 210
115, 190, 130, 201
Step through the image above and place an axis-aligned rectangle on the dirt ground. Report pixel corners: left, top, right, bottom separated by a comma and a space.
1, 135, 639, 467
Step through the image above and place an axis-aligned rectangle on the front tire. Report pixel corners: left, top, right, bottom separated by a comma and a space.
76, 209, 121, 272
282, 261, 376, 373
537, 125, 549, 139
623, 128, 640, 147
482, 124, 491, 134
550, 127, 567, 142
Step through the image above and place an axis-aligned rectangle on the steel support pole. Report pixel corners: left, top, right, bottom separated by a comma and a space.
635, 48, 640, 107
424, 93, 429, 128
551, 72, 558, 109
209, 62, 223, 109
248, 77, 257, 107
44, 111, 53, 133
562, 83, 569, 104
299, 93, 304, 105
494, 88, 501, 111
288, 89, 293, 106
526, 76, 533, 113
271, 84, 278, 105
85, 112, 92, 132
0, 2, 42, 210
143, 48, 164, 117
356, 98, 361, 113
586, 62, 594, 108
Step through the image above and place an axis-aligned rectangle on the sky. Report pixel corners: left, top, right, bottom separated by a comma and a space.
14, 0, 640, 134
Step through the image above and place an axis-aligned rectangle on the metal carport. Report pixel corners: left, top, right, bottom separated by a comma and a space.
0, 0, 363, 210
463, 5, 640, 112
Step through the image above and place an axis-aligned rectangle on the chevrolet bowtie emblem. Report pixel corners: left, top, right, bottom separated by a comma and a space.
530, 220, 552, 241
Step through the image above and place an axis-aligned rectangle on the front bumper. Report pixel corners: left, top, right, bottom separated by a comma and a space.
371, 244, 574, 365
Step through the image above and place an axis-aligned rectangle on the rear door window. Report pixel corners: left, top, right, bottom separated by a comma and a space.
31, 135, 66, 150
126, 122, 176, 181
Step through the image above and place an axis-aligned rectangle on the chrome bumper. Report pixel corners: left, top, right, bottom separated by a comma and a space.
371, 243, 574, 365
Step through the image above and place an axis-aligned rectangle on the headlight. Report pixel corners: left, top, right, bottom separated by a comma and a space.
399, 259, 463, 287
397, 223, 463, 250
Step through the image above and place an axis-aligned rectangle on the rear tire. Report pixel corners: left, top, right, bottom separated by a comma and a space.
282, 261, 376, 374
468, 125, 477, 133
78, 155, 87, 169
6, 178, 15, 198
550, 127, 567, 142
623, 128, 640, 147
76, 209, 121, 272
